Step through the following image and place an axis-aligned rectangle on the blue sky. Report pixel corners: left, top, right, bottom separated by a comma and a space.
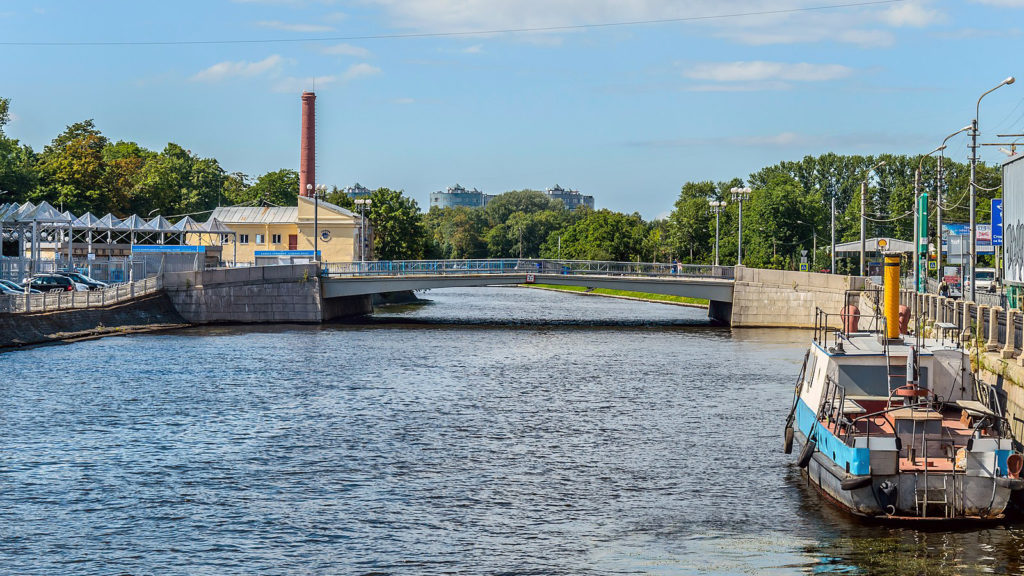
2, 0, 1024, 218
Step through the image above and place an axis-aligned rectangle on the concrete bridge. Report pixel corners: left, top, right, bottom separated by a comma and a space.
322, 259, 737, 322
158, 260, 864, 328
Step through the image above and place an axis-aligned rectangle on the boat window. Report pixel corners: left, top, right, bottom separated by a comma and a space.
837, 364, 928, 397
803, 354, 818, 391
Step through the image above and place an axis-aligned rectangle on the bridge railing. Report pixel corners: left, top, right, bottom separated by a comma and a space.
322, 259, 734, 279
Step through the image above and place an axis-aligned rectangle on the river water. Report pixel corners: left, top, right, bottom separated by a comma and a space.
3, 286, 1024, 575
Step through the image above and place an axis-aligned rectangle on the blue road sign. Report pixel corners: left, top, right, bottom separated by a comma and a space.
993, 198, 1003, 246
131, 245, 205, 253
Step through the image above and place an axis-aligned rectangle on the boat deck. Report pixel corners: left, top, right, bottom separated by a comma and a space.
822, 399, 985, 473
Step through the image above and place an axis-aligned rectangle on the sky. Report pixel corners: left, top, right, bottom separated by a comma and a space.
2, 0, 1024, 218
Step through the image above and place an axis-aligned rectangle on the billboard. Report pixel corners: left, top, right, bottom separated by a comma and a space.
993, 198, 1003, 246
1004, 155, 1024, 284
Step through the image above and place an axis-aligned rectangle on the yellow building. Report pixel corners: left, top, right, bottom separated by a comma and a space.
195, 196, 370, 264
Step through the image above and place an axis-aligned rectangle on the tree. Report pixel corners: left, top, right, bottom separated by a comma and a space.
484, 189, 562, 225
368, 188, 426, 259
540, 209, 647, 261
668, 181, 716, 262
248, 169, 299, 207
423, 206, 489, 259
33, 119, 109, 213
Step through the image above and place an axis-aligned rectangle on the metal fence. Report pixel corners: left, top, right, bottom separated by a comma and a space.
0, 256, 152, 284
0, 275, 162, 314
322, 259, 735, 279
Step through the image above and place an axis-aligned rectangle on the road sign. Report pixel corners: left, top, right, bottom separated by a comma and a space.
928, 260, 937, 271
799, 263, 809, 272
993, 198, 1003, 246
525, 274, 535, 284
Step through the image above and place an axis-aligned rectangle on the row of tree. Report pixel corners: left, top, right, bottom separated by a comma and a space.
1, 97, 1005, 267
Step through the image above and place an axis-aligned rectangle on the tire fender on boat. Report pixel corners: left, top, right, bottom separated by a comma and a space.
996, 477, 1024, 490
797, 439, 815, 468
784, 427, 794, 454
840, 475, 873, 491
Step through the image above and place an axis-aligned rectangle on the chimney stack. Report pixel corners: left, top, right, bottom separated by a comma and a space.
299, 91, 316, 197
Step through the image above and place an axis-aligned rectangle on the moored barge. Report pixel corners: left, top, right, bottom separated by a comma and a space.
785, 253, 1024, 520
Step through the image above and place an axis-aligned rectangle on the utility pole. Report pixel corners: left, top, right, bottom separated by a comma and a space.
831, 195, 836, 274
709, 200, 726, 267
860, 180, 867, 276
730, 187, 751, 266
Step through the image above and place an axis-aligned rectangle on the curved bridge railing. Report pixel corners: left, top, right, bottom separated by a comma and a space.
323, 259, 734, 280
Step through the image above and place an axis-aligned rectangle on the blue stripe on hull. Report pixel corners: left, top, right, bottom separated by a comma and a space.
795, 398, 870, 475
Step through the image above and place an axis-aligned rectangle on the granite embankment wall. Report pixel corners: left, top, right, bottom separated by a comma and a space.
730, 267, 864, 328
163, 264, 371, 324
0, 291, 185, 349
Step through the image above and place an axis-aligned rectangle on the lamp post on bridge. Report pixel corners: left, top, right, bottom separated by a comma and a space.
968, 76, 1015, 303
355, 198, 372, 263
314, 184, 326, 263
708, 199, 726, 267
730, 187, 751, 267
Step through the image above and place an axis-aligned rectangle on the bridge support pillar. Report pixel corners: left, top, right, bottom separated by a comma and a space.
708, 300, 732, 326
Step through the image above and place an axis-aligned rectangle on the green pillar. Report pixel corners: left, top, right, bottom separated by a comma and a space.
918, 193, 928, 292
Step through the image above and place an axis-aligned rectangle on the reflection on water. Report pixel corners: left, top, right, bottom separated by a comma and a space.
1, 286, 1023, 575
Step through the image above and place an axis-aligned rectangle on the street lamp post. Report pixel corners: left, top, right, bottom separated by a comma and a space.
913, 147, 944, 293
860, 160, 886, 276
354, 198, 372, 262
708, 199, 727, 267
796, 220, 817, 270
729, 187, 751, 266
314, 184, 326, 263
936, 125, 973, 285
969, 76, 1015, 303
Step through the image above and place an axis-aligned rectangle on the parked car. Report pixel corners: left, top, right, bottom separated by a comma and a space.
54, 271, 108, 290
0, 283, 24, 295
22, 274, 88, 292
0, 279, 41, 294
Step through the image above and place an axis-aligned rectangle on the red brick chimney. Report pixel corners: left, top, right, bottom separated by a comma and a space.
299, 91, 316, 197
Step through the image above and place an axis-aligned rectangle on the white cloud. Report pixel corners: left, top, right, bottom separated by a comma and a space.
684, 61, 853, 83
255, 20, 334, 33
970, 0, 1024, 6
836, 29, 895, 48
364, 0, 947, 47
321, 43, 371, 57
463, 44, 483, 54
342, 63, 382, 81
878, 2, 944, 27
191, 55, 286, 82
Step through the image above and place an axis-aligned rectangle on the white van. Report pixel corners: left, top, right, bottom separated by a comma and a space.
972, 267, 996, 291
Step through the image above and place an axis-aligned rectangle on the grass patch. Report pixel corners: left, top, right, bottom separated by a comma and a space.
530, 284, 709, 307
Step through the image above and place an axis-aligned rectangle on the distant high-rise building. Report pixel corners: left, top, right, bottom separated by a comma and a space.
546, 185, 594, 210
430, 184, 492, 209
344, 183, 373, 200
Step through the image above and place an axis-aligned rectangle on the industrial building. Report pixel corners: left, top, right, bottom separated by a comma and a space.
546, 185, 594, 210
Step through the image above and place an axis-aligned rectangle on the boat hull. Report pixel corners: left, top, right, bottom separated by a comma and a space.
794, 429, 1011, 521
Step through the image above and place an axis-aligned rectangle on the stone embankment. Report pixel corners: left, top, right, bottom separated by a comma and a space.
0, 291, 186, 349
729, 267, 865, 328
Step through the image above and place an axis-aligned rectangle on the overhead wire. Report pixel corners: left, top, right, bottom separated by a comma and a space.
0, 0, 908, 47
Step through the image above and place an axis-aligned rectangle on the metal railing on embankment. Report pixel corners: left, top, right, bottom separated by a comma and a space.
0, 275, 162, 314
322, 259, 734, 280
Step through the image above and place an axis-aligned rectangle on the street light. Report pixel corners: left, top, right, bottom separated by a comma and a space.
936, 124, 973, 285
709, 199, 727, 267
913, 147, 944, 293
969, 76, 1015, 303
354, 197, 372, 262
860, 160, 886, 276
729, 187, 751, 266
796, 220, 817, 270
314, 184, 326, 262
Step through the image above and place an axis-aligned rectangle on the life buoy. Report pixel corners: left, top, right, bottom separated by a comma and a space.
797, 439, 816, 468
784, 427, 794, 454
841, 475, 873, 491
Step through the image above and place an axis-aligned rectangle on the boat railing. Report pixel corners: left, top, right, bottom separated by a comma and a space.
812, 307, 889, 351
